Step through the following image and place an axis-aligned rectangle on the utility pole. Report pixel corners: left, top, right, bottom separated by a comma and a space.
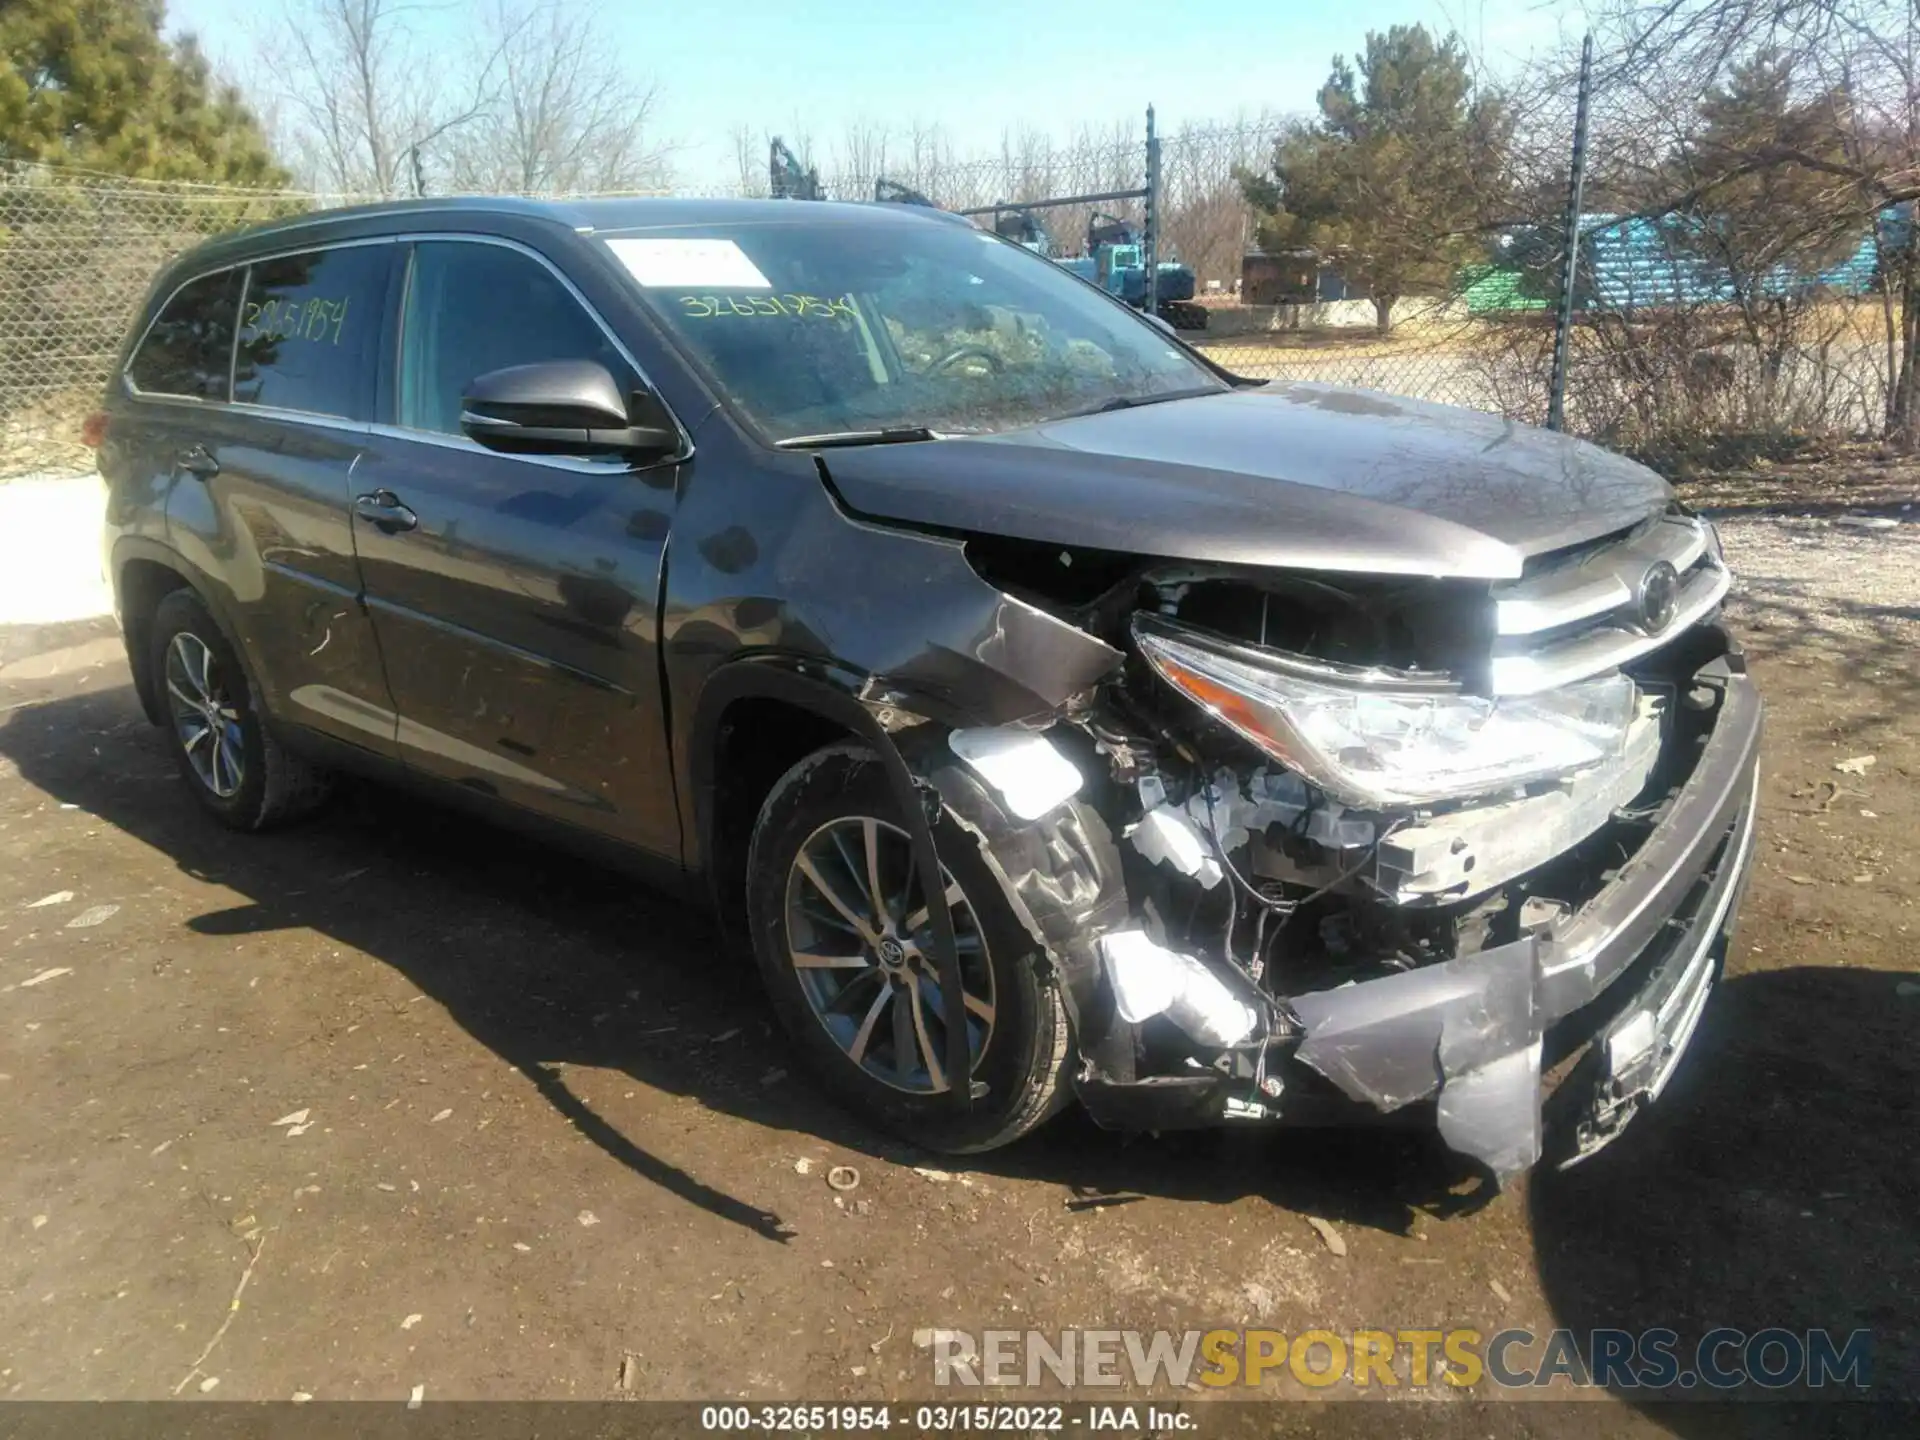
1548, 33, 1594, 432
1143, 106, 1161, 322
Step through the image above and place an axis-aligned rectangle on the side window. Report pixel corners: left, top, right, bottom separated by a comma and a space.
398, 241, 632, 436
127, 269, 243, 400
233, 245, 390, 418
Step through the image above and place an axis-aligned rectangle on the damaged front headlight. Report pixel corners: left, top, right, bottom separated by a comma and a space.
1133, 614, 1636, 808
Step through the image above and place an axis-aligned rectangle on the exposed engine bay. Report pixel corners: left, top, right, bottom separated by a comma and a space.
908, 515, 1756, 1181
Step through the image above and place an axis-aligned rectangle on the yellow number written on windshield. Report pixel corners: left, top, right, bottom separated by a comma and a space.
677, 293, 858, 320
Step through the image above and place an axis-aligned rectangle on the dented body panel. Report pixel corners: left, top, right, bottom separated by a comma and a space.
818, 383, 1673, 580
663, 418, 1124, 873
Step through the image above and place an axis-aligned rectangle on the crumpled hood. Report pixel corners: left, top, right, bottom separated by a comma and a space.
817, 382, 1672, 580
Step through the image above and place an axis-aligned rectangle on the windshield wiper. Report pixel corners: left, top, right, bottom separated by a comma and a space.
773, 426, 940, 450
1059, 386, 1222, 420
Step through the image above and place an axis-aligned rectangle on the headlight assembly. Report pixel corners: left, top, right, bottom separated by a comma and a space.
1133, 614, 1637, 809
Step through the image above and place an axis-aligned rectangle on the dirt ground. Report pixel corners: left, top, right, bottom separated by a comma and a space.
1, 479, 1915, 1429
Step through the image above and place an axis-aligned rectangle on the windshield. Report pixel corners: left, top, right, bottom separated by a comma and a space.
602, 215, 1224, 443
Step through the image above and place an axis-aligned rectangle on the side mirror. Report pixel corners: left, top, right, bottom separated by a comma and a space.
461, 359, 679, 461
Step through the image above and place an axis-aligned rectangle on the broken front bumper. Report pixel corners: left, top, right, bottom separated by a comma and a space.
1065, 656, 1761, 1181
1282, 658, 1761, 1178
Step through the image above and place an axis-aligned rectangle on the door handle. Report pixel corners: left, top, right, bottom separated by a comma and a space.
173, 445, 219, 479
354, 490, 419, 534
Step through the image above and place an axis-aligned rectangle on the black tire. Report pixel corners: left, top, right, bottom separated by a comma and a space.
746, 743, 1072, 1153
148, 588, 330, 831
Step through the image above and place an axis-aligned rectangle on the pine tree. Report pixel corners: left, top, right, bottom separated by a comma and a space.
1239, 26, 1508, 333
1663, 51, 1869, 397
1678, 50, 1864, 285
0, 0, 284, 183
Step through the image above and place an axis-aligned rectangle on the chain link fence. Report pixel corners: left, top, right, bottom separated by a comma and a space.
794, 120, 1598, 431
1, 114, 1901, 480
0, 162, 325, 476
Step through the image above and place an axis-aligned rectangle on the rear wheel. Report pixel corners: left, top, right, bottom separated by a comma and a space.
746, 744, 1072, 1153
149, 588, 330, 830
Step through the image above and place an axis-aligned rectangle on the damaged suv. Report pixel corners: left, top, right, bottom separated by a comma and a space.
98, 197, 1760, 1181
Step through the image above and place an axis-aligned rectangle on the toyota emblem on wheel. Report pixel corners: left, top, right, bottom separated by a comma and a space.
1636, 561, 1680, 633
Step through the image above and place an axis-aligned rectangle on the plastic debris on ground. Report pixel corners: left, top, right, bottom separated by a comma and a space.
1307, 1216, 1348, 1256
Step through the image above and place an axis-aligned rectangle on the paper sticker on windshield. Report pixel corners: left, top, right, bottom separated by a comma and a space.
606, 238, 771, 290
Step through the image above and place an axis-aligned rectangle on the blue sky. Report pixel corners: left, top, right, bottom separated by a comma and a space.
163, 0, 1578, 186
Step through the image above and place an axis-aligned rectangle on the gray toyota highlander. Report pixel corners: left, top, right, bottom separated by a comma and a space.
94, 196, 1760, 1181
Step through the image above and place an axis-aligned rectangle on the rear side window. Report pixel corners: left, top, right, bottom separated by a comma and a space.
127, 269, 242, 400
234, 245, 390, 419
397, 240, 632, 436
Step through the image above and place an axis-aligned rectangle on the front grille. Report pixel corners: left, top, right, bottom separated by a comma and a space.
1484, 514, 1729, 695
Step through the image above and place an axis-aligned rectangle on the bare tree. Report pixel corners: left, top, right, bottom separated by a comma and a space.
1574, 0, 1920, 447
834, 120, 891, 200
731, 124, 769, 197
901, 120, 953, 198
1163, 117, 1284, 288
248, 0, 661, 198
256, 0, 488, 196
448, 0, 671, 194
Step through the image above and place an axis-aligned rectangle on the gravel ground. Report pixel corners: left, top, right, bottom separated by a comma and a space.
1716, 513, 1920, 646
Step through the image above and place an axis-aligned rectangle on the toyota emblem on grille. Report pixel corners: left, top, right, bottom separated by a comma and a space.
1636, 561, 1680, 633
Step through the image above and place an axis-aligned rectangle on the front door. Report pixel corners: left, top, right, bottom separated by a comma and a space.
349, 238, 680, 859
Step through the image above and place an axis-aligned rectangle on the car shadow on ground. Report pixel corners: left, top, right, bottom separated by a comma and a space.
1, 679, 1488, 1248
1528, 963, 1918, 1420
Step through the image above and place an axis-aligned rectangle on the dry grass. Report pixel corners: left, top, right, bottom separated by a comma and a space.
0, 389, 95, 481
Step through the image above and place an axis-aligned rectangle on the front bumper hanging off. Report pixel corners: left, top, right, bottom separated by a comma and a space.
1072, 656, 1764, 1181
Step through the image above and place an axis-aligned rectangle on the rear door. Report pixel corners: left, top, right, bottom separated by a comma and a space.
143, 242, 402, 758
118, 266, 249, 553
347, 237, 680, 858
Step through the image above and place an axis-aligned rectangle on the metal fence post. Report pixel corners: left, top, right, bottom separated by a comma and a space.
1548, 34, 1594, 432
1144, 105, 1160, 321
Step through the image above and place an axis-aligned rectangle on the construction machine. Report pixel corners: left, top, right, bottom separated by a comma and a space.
769, 138, 824, 200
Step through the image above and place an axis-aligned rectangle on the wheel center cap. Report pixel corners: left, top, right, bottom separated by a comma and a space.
877, 937, 906, 969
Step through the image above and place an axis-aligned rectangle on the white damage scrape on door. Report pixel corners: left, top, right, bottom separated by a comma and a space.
0, 474, 113, 625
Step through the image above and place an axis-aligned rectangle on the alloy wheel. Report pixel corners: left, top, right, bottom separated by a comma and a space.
783, 815, 996, 1094
164, 631, 245, 799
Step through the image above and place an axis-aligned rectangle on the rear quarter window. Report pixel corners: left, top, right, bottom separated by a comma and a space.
127, 268, 243, 400
234, 245, 391, 419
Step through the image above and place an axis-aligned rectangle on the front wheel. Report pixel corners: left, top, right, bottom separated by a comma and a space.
745, 744, 1072, 1153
